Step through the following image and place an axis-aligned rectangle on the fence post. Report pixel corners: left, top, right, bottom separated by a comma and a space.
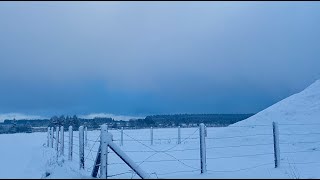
199, 123, 207, 173
60, 126, 64, 156
85, 126, 88, 147
205, 125, 207, 137
69, 126, 73, 161
121, 127, 124, 146
150, 127, 153, 145
56, 126, 59, 157
47, 127, 50, 147
178, 126, 181, 144
79, 126, 84, 169
50, 127, 54, 148
108, 137, 149, 179
100, 124, 108, 178
273, 121, 280, 168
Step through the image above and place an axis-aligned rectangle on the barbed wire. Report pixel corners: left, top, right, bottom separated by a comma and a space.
111, 128, 200, 179
280, 140, 320, 145
281, 132, 320, 136
206, 133, 272, 140
206, 142, 274, 149
227, 124, 270, 128
87, 139, 100, 143
108, 158, 200, 166
278, 123, 320, 126
281, 149, 320, 154
73, 151, 79, 156
206, 162, 274, 173
107, 141, 274, 153
106, 171, 133, 178
155, 169, 200, 176
112, 137, 199, 142
126, 128, 200, 169
207, 152, 274, 160
109, 147, 201, 153
283, 161, 320, 165
46, 124, 320, 179
84, 135, 100, 165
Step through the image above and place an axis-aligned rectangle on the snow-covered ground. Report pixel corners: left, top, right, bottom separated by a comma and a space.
1, 80, 320, 178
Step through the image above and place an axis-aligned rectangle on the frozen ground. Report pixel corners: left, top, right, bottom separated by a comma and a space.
1, 80, 320, 178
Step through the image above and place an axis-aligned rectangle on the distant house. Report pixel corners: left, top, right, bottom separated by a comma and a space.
32, 127, 47, 132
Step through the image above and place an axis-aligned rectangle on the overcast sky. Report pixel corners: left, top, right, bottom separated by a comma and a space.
0, 1, 320, 118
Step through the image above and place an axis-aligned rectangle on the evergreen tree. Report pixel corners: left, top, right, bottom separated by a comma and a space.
71, 115, 80, 129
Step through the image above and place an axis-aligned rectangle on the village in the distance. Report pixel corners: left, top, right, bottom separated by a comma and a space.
0, 113, 254, 134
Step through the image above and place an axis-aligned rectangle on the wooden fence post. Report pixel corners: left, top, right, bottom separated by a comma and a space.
50, 127, 54, 148
60, 126, 64, 156
85, 126, 88, 147
92, 125, 149, 179
178, 126, 181, 144
121, 127, 124, 146
56, 126, 59, 158
100, 124, 108, 178
69, 126, 73, 161
108, 136, 149, 179
205, 125, 207, 137
273, 122, 280, 168
47, 127, 50, 147
150, 127, 153, 145
199, 123, 207, 173
79, 126, 84, 169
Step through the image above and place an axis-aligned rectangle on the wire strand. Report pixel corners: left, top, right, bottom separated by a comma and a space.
206, 133, 272, 140
206, 162, 274, 173
207, 152, 274, 160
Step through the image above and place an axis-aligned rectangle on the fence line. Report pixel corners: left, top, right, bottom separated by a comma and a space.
115, 128, 200, 178
119, 128, 200, 167
45, 122, 320, 179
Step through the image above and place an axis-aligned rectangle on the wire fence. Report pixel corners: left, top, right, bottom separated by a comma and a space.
46, 123, 320, 178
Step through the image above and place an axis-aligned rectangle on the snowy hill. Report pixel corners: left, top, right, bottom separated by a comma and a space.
232, 79, 320, 126
197, 79, 320, 178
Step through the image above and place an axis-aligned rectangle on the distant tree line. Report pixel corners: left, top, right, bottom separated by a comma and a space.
0, 113, 254, 134
143, 114, 255, 127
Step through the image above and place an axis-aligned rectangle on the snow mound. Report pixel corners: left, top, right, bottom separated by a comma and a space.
232, 79, 320, 126
209, 79, 320, 178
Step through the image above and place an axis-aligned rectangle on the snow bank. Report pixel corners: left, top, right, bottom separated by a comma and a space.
231, 79, 320, 126
201, 79, 320, 178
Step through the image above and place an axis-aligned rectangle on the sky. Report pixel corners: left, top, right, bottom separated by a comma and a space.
0, 1, 320, 119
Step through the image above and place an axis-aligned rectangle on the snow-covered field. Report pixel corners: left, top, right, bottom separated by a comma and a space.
1, 80, 320, 178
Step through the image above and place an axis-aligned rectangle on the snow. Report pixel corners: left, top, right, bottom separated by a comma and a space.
1, 79, 320, 178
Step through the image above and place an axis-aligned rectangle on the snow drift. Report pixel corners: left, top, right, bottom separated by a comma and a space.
232, 79, 320, 126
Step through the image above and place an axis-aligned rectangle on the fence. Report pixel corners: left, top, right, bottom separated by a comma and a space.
46, 122, 320, 179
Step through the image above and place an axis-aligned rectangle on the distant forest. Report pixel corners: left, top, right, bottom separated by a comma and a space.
0, 113, 254, 134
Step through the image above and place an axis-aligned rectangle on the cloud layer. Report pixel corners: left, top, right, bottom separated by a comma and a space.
0, 2, 320, 116
78, 113, 144, 121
